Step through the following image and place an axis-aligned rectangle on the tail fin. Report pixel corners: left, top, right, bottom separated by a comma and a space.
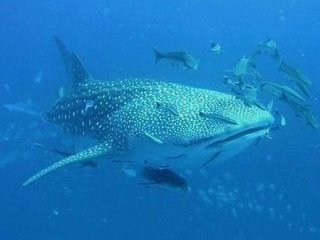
153, 48, 163, 64
54, 36, 90, 93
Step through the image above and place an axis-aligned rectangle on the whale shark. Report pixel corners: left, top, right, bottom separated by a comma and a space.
22, 37, 274, 186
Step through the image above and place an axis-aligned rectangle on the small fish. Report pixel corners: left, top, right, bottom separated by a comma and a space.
34, 143, 99, 168
295, 75, 311, 98
202, 151, 222, 166
265, 130, 272, 139
3, 101, 41, 118
141, 166, 189, 191
33, 142, 74, 157
80, 160, 98, 168
234, 93, 266, 110
156, 101, 180, 117
232, 55, 261, 81
280, 116, 286, 127
85, 100, 95, 111
210, 42, 221, 54
279, 60, 311, 97
233, 56, 251, 77
267, 99, 274, 112
153, 48, 199, 70
259, 38, 278, 53
199, 112, 238, 125
289, 103, 319, 129
260, 82, 305, 103
80, 100, 95, 116
261, 82, 318, 129
275, 110, 286, 127
223, 75, 245, 90
255, 38, 280, 60
143, 131, 164, 145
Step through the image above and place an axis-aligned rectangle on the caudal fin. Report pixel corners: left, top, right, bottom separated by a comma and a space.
153, 48, 163, 64
54, 36, 90, 93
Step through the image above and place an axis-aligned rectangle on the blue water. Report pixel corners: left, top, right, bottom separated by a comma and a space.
1, 1, 319, 239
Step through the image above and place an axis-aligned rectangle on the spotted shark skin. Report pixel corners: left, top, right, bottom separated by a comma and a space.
22, 38, 274, 186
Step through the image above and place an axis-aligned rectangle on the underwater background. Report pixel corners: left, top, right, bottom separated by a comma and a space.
0, 0, 319, 239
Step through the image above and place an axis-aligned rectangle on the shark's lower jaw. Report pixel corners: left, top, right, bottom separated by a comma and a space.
130, 123, 272, 169
175, 124, 272, 168
203, 125, 271, 165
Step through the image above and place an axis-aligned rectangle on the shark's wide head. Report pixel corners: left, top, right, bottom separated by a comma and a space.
127, 84, 274, 168
192, 93, 273, 166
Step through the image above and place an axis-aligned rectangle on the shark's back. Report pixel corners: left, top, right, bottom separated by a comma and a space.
47, 75, 269, 150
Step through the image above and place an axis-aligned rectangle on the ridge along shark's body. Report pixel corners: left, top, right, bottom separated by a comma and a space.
23, 37, 274, 186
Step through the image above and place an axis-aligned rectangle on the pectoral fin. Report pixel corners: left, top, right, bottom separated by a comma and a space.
23, 142, 112, 186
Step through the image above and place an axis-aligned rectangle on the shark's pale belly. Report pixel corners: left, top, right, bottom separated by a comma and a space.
128, 126, 270, 169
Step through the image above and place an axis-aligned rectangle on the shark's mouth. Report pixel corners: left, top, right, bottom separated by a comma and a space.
166, 124, 272, 168
205, 125, 270, 149
176, 124, 271, 149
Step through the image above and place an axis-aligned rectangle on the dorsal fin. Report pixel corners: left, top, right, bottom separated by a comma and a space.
54, 36, 90, 93
54, 36, 71, 84
70, 53, 89, 91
